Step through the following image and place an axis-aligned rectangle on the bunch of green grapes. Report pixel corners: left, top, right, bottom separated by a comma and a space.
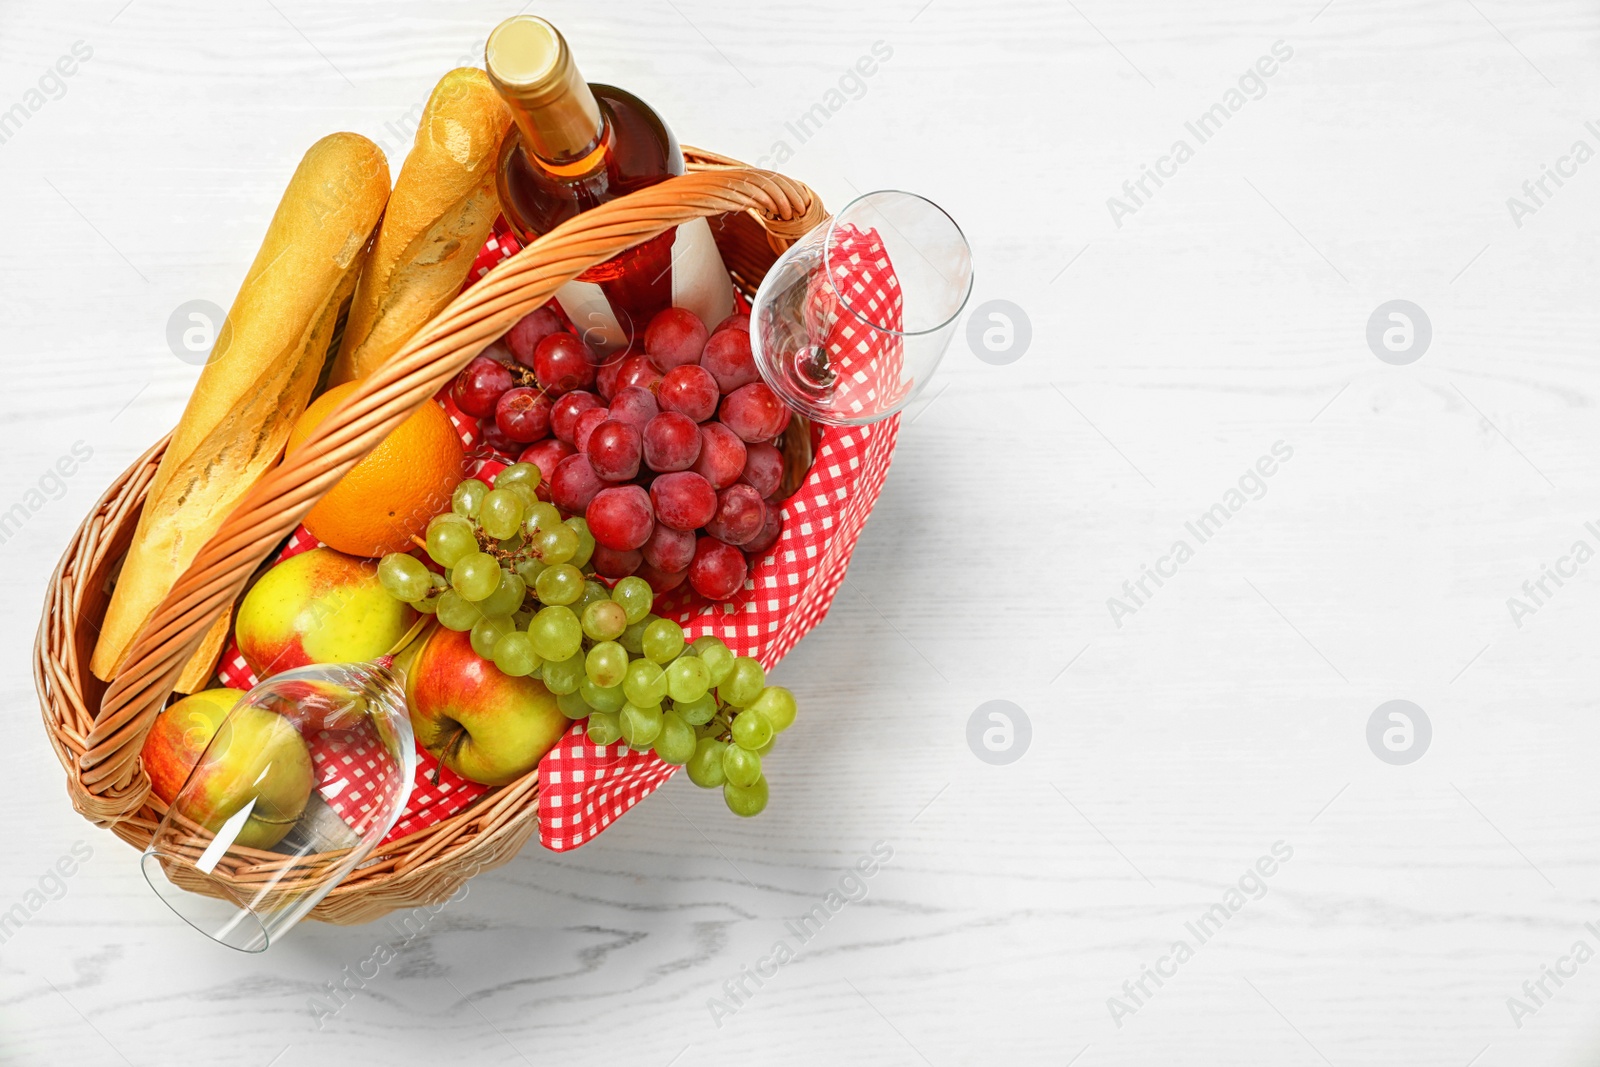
661, 636, 796, 818
376, 461, 796, 817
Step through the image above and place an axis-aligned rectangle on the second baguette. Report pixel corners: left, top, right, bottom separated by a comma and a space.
328, 68, 511, 385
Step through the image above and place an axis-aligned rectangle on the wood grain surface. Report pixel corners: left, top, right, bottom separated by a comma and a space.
5, 0, 1600, 1063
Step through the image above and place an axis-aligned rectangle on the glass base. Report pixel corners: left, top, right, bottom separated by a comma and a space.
792, 345, 837, 395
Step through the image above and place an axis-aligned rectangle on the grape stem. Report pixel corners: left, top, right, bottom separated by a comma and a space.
475, 525, 542, 568
500, 358, 546, 396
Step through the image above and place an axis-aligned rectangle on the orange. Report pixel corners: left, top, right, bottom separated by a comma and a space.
288, 381, 464, 557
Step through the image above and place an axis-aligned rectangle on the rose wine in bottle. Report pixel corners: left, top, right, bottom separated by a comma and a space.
484, 16, 734, 356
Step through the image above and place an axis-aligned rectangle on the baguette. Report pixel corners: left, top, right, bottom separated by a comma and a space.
327, 68, 510, 385
91, 132, 391, 685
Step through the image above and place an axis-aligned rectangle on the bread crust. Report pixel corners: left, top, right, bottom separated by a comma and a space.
328, 68, 511, 385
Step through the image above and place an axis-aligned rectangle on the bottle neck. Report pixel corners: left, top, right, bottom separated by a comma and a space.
501, 74, 607, 174
513, 108, 609, 178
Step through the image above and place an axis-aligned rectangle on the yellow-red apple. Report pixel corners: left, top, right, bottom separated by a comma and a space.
167, 703, 316, 850
236, 547, 417, 679
142, 688, 248, 804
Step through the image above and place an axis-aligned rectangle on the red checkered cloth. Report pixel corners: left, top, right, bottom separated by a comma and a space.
212, 216, 899, 852
465, 223, 522, 287
505, 222, 903, 850
804, 223, 908, 418
311, 722, 404, 837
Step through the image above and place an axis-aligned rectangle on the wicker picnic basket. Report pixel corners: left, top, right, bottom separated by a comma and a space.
34, 147, 824, 924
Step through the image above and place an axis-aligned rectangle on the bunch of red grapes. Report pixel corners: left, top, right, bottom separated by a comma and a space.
451, 305, 792, 601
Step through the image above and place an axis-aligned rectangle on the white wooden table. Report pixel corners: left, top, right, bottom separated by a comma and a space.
5, 0, 1600, 1063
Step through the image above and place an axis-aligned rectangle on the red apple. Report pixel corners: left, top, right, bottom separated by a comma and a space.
404, 626, 568, 785
236, 548, 418, 679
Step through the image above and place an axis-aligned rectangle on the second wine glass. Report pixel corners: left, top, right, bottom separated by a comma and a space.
750, 189, 973, 426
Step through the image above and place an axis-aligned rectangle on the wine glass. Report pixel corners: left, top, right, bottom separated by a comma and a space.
750, 189, 973, 425
141, 660, 415, 952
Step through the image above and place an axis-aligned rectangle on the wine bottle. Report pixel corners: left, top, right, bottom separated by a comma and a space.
484, 15, 734, 356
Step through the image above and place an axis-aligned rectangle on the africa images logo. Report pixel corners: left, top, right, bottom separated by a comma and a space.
1107, 442, 1294, 627
1106, 842, 1294, 1028
706, 842, 895, 1028
1106, 41, 1294, 228
0, 41, 93, 147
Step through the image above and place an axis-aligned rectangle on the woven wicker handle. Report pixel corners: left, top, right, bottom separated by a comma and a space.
73, 162, 823, 826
